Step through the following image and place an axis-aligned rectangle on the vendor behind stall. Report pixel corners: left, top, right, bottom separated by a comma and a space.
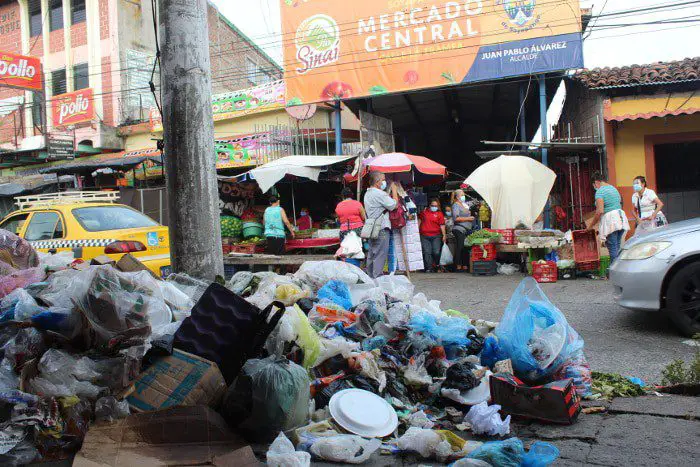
418, 198, 446, 273
451, 189, 475, 272
296, 207, 313, 231
264, 195, 295, 255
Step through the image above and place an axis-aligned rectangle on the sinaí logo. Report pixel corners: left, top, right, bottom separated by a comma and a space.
295, 14, 340, 74
497, 0, 541, 33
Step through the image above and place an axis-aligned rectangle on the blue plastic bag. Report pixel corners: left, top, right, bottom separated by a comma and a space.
317, 280, 353, 310
521, 441, 560, 467
408, 313, 474, 349
467, 438, 559, 467
493, 277, 586, 382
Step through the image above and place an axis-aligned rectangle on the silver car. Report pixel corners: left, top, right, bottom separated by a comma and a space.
610, 218, 700, 337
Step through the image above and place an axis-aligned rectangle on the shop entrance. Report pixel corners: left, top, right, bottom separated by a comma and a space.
654, 140, 700, 222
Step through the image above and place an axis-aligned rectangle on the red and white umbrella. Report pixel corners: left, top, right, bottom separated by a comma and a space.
363, 152, 446, 176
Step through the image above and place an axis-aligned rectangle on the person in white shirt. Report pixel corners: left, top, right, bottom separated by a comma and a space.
632, 175, 667, 234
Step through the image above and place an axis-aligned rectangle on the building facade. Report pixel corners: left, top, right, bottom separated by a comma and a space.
0, 0, 281, 170
575, 57, 700, 223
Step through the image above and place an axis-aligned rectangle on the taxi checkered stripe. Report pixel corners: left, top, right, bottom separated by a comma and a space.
29, 239, 117, 249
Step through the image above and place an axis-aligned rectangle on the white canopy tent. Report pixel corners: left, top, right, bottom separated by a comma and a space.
234, 155, 357, 193
466, 155, 556, 229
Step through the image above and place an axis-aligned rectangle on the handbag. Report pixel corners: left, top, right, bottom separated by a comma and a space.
389, 199, 407, 229
360, 209, 387, 240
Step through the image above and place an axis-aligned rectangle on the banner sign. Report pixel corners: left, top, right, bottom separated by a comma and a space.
52, 88, 94, 127
281, 0, 583, 104
215, 136, 264, 169
0, 51, 42, 91
212, 80, 285, 120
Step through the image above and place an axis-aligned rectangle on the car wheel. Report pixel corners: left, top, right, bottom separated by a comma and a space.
666, 261, 700, 337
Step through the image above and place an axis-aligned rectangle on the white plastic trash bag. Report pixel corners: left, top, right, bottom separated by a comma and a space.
464, 401, 511, 436
339, 231, 364, 259
439, 244, 453, 266
266, 432, 311, 467
309, 435, 381, 464
497, 263, 519, 276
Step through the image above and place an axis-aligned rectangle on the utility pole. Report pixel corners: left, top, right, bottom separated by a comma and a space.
159, 0, 223, 280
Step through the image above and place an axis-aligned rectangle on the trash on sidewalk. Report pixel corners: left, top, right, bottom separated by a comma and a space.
73, 406, 254, 467
464, 401, 511, 436
126, 349, 226, 412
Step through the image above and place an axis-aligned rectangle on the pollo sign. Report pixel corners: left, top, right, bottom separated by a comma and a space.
0, 52, 42, 91
52, 89, 94, 127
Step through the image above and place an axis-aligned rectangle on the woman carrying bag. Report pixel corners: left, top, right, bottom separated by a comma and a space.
451, 189, 475, 272
632, 175, 668, 235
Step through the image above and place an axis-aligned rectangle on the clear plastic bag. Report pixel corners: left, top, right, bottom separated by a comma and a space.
30, 349, 104, 399
266, 432, 311, 467
37, 251, 75, 270
4, 328, 44, 372
294, 260, 373, 291
412, 293, 445, 318
396, 427, 452, 460
497, 263, 519, 275
347, 284, 387, 312
403, 354, 433, 387
375, 274, 414, 302
439, 244, 453, 266
165, 272, 210, 304
0, 263, 45, 299
95, 396, 130, 422
309, 435, 380, 464
339, 231, 364, 259
0, 229, 39, 269
275, 284, 310, 307
317, 280, 352, 310
0, 288, 45, 322
222, 356, 310, 442
158, 280, 194, 320
494, 277, 587, 382
226, 271, 254, 295
74, 266, 169, 350
313, 337, 359, 367
266, 305, 321, 370
464, 401, 511, 436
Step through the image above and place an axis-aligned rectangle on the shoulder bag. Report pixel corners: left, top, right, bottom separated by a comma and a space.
361, 209, 387, 240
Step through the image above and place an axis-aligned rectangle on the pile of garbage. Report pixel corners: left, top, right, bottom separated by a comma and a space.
0, 228, 593, 466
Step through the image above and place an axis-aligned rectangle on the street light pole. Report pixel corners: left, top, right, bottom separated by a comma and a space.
159, 0, 223, 280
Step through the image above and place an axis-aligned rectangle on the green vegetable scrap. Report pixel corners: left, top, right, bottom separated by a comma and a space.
589, 372, 646, 400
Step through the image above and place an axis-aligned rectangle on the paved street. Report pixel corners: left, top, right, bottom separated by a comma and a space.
411, 273, 697, 384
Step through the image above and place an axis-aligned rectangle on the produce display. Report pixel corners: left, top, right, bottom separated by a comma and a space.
467, 229, 501, 246
220, 216, 243, 238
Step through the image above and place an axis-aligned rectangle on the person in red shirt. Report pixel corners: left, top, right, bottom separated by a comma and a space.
295, 207, 313, 231
418, 198, 446, 273
335, 187, 366, 241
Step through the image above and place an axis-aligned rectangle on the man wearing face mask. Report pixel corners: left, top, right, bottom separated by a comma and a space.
418, 198, 446, 272
363, 171, 398, 278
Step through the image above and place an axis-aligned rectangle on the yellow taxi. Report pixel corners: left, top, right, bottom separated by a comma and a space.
0, 191, 171, 277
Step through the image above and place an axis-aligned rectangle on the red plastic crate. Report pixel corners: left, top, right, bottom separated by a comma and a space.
572, 230, 600, 264
495, 229, 516, 245
577, 260, 600, 272
471, 243, 497, 261
532, 261, 558, 283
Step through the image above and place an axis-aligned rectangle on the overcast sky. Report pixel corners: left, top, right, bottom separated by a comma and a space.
211, 0, 700, 69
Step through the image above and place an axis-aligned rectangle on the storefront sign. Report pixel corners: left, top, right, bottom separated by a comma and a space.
52, 89, 94, 127
281, 0, 583, 104
215, 136, 264, 169
212, 80, 285, 120
46, 137, 75, 160
0, 51, 42, 91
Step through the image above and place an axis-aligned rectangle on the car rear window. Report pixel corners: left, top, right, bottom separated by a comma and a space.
72, 206, 158, 232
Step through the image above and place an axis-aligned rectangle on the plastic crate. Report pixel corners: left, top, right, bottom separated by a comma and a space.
495, 229, 516, 245
577, 260, 600, 272
471, 243, 497, 261
532, 261, 558, 283
558, 267, 577, 280
526, 248, 547, 274
573, 230, 600, 264
229, 243, 260, 254
472, 260, 497, 276
597, 256, 611, 277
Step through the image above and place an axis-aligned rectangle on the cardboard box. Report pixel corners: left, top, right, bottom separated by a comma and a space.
116, 253, 160, 280
73, 406, 258, 467
126, 349, 226, 412
90, 255, 116, 267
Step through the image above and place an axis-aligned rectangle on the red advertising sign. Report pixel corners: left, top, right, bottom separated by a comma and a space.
0, 51, 43, 91
52, 88, 94, 127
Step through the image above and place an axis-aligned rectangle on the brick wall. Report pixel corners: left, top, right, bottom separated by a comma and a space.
560, 80, 605, 143
0, 3, 21, 54
99, 0, 109, 40
71, 19, 87, 46
49, 28, 64, 53
206, 4, 282, 95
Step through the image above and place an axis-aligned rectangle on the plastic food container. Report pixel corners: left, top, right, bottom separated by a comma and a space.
242, 221, 264, 239
328, 389, 398, 438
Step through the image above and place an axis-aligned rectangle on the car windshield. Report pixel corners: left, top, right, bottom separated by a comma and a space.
72, 206, 158, 232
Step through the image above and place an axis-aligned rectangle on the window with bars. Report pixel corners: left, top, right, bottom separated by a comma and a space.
49, 0, 63, 32
73, 63, 89, 90
52, 69, 67, 96
29, 0, 42, 37
71, 0, 86, 24
32, 100, 44, 129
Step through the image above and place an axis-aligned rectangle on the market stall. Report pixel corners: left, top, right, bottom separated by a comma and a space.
355, 152, 448, 274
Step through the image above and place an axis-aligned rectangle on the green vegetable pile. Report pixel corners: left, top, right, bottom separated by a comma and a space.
467, 229, 501, 245
220, 216, 242, 238
589, 372, 646, 400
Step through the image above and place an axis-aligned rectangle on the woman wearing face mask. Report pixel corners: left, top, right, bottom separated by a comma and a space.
451, 189, 475, 272
418, 198, 446, 273
590, 171, 629, 264
632, 176, 667, 234
296, 207, 313, 231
